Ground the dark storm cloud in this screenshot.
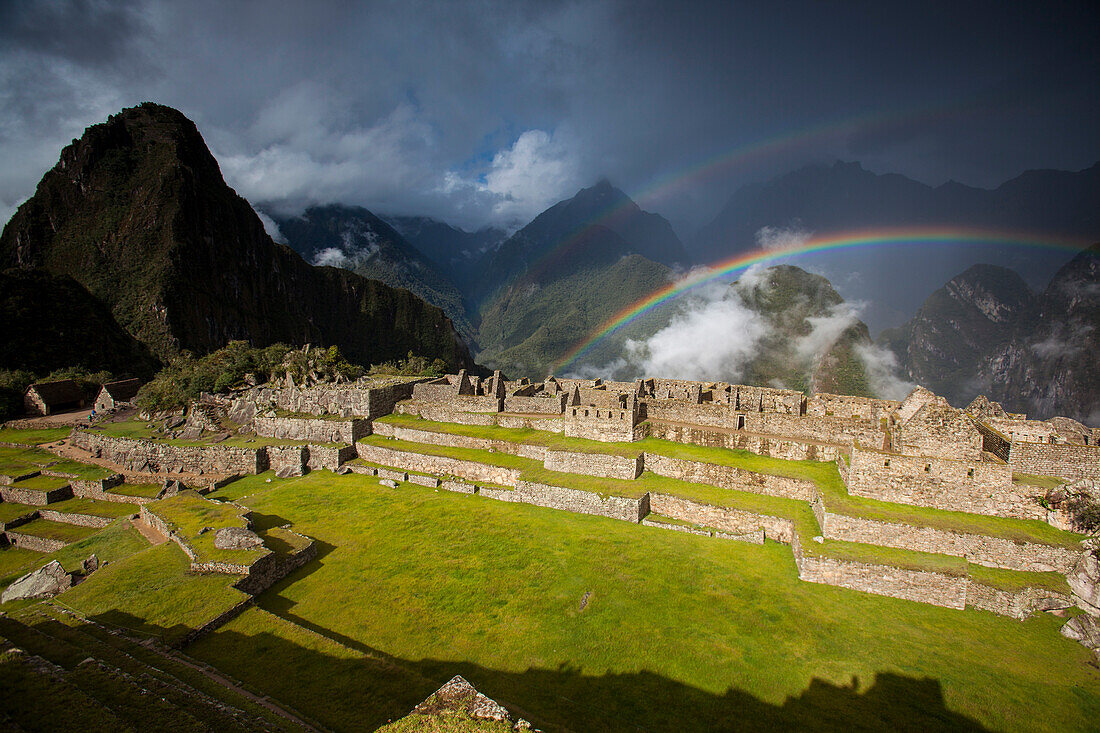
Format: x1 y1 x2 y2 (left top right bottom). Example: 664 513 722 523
1 0 1097 232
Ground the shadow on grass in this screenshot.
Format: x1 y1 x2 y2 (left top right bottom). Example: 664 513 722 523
42 608 989 733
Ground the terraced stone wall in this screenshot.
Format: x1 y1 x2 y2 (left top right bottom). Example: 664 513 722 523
307 445 358 472
791 534 969 609
370 423 547 460
644 453 815 501
975 421 1011 462
543 450 642 480
964 582 1073 620
1009 442 1100 481
355 443 521 486
38 509 113 528
267 445 308 476
73 431 266 476
818 510 1082 573
0 484 72 505
647 421 840 461
511 481 648 523
844 445 1032 520
648 493 794 543
253 416 368 444
4 531 66 553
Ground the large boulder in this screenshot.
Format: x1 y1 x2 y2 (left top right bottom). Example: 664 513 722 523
213 527 264 550
1068 553 1100 615
2 561 72 604
1061 614 1100 652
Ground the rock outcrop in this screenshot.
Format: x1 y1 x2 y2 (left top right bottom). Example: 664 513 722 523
1068 552 1100 615
1 561 72 604
213 527 264 550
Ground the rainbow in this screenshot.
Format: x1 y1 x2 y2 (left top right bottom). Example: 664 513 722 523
550 226 1090 374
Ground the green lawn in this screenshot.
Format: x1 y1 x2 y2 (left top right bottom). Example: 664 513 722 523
9 518 99 544
55 542 248 646
0 501 37 524
0 445 112 482
46 497 139 519
9 475 70 491
193 470 1099 732
0 427 71 445
148 491 270 567
0 519 149 592
376 413 642 457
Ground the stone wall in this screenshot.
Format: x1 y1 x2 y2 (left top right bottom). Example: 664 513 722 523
0 484 73 506
355 443 521 486
806 394 898 421
73 431 266 475
843 445 1033 520
4 530 67 553
644 453 815 501
370 423 547 460
975 421 1011 462
253 416 366 444
234 532 317 596
791 534 969 609
240 379 421 419
511 481 648 523
544 450 642 480
964 583 1074 620
819 511 1082 573
307 445 358 472
267 445 308 476
564 411 640 443
1009 442 1100 481
503 395 566 414
893 402 983 461
38 509 114 528
648 493 794 543
646 421 840 462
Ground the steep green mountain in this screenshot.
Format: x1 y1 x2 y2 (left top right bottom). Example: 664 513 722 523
732 266 872 396
0 103 478 372
0 268 159 377
273 205 477 347
473 180 691 377
477 251 674 378
882 246 1100 422
385 215 506 295
475 179 689 307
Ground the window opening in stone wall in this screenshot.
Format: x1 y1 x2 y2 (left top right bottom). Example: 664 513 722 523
884 459 890 467
737 415 745 430
967 468 974 478
924 464 931 472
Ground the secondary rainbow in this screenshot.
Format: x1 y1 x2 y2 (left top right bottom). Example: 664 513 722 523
550 226 1089 374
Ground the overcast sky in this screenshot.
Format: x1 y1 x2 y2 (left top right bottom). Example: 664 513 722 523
1 0 1097 233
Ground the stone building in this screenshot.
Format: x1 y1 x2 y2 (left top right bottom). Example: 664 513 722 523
23 380 85 416
94 378 142 411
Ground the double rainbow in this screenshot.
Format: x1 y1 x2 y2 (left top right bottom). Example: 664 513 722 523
550 226 1089 374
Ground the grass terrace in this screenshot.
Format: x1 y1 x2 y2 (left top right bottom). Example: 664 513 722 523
0 446 113 482
0 519 149 593
8 474 70 491
106 482 163 499
0 427 71 445
55 542 249 646
46 497 139 519
0 501 37 524
365 423 1085 550
192 470 1100 732
376 413 641 457
9 517 99 544
148 491 270 567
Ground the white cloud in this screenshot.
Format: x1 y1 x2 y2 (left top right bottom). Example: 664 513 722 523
621 283 767 381
856 342 917 400
754 223 812 252
795 302 862 364
254 210 287 243
311 247 347 267
440 127 584 229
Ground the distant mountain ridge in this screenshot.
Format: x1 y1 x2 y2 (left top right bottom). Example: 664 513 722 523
0 103 479 373
882 245 1100 423
691 160 1100 331
385 215 506 295
272 205 478 347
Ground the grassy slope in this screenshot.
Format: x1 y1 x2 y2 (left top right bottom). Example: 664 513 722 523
0 427 72 445
193 471 1100 732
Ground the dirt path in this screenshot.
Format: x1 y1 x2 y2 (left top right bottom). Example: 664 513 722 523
129 516 168 546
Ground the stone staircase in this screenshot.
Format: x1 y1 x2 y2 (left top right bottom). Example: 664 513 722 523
0 607 309 731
